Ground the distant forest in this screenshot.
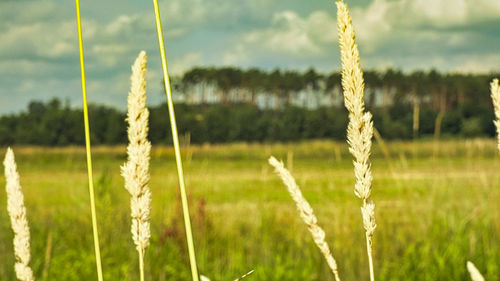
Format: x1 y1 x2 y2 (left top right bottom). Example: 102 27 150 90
0 67 498 145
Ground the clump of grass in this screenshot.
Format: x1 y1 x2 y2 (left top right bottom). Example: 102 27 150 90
336 1 376 280
269 156 341 281
4 148 35 281
490 78 500 152
467 261 485 281
121 51 152 281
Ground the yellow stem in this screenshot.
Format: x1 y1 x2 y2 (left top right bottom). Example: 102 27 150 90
75 1 103 280
151 1 199 281
139 249 145 281
365 233 375 281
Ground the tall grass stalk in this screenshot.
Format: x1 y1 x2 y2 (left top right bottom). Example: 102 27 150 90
467 261 485 281
41 231 53 281
74 1 103 279
152 1 199 280
233 269 255 281
4 148 34 281
200 270 254 281
121 51 152 281
269 156 342 281
336 1 376 280
490 78 500 152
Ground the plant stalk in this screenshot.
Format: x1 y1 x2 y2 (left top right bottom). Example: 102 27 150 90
151 1 200 280
139 249 145 281
365 233 375 281
74 1 103 280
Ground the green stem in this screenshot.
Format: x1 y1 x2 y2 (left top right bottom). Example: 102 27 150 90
365 233 375 281
139 249 145 281
75 1 103 280
151 1 199 281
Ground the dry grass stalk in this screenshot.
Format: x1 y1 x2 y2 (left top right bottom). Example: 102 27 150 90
269 156 341 281
233 269 254 281
41 231 53 281
200 269 254 281
490 78 500 152
4 148 35 281
121 50 152 281
336 1 376 280
467 261 485 281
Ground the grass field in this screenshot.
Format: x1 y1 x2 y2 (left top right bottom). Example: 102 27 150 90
0 139 499 281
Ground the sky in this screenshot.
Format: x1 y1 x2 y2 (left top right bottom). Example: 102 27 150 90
1 0 500 114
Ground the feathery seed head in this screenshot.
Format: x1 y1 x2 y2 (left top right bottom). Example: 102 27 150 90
337 0 365 116
361 201 376 237
467 261 485 281
4 148 35 281
336 1 376 279
337 0 374 202
121 51 152 254
490 78 500 152
269 156 341 281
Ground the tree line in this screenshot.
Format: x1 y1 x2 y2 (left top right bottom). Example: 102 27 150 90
0 67 497 146
177 67 499 111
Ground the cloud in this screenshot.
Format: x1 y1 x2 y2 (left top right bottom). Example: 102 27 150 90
0 0 168 113
170 52 203 75
350 0 500 45
247 10 336 55
223 45 249 65
224 10 337 65
452 53 500 73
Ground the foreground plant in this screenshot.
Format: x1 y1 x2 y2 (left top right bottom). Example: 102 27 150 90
336 1 376 280
490 78 500 152
4 148 35 281
269 157 341 281
121 51 152 281
74 0 103 278
151 1 200 280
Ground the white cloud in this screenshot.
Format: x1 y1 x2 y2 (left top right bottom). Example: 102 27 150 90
245 19 320 54
0 20 75 60
452 54 500 73
223 45 249 65
350 0 500 45
249 10 337 55
169 52 203 75
225 10 337 65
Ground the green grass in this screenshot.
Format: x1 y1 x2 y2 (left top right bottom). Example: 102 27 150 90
0 139 499 280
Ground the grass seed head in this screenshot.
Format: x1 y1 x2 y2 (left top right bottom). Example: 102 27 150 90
269 156 341 281
336 1 376 280
490 78 500 152
467 261 485 281
4 148 35 281
121 50 152 254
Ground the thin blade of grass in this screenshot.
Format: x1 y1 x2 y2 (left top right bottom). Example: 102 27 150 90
74 1 103 280
233 269 255 281
151 1 199 280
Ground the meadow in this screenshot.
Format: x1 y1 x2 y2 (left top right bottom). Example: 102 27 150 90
0 139 498 281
